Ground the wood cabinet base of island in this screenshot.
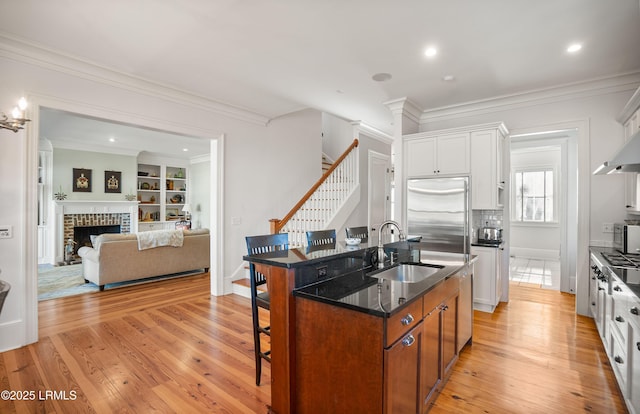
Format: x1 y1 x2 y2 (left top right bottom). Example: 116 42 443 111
295 273 469 414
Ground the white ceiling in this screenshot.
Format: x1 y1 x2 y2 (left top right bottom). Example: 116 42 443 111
2 0 640 157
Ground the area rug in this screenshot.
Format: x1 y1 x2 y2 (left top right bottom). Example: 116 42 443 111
38 264 97 301
38 264 206 301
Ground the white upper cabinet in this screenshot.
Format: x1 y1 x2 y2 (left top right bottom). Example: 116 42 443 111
405 132 470 177
471 127 507 210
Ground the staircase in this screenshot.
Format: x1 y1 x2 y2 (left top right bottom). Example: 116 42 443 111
233 139 361 298
270 139 360 246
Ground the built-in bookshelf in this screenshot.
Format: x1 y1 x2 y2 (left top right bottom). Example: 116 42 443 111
137 162 188 231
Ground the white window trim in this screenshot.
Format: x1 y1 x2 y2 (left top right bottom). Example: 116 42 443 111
511 165 559 225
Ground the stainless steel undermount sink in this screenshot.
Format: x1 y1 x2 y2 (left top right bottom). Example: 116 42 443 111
369 263 444 283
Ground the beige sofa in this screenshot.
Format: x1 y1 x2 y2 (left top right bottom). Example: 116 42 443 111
78 228 210 290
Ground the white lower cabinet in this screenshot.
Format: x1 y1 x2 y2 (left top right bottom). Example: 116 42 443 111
629 302 640 414
471 246 502 313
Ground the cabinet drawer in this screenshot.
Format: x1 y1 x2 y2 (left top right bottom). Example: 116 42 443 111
424 276 459 316
610 328 628 395
386 299 422 347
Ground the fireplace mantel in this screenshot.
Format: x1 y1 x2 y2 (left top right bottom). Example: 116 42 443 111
55 200 139 215
54 200 139 263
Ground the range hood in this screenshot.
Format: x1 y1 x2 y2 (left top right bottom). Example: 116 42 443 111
593 130 640 175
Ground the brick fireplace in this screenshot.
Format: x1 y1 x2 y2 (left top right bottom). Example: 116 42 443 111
54 201 139 264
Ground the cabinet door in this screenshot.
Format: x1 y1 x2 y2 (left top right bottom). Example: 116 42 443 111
437 133 470 175
457 268 473 352
470 130 496 209
624 111 639 212
630 316 640 414
384 321 423 414
406 138 437 177
421 307 441 412
471 247 497 312
442 293 459 377
496 248 503 301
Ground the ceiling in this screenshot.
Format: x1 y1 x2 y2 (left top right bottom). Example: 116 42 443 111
2 0 640 157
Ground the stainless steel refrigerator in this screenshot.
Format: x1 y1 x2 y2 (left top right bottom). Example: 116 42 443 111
406 176 470 257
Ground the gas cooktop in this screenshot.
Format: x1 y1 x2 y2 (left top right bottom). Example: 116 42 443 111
601 251 640 268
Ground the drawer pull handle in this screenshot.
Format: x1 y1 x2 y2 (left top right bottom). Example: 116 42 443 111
401 314 414 326
614 356 624 364
402 335 415 347
615 316 624 323
637 342 640 352
630 307 639 316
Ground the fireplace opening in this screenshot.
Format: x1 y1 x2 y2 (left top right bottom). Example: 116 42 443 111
73 225 121 256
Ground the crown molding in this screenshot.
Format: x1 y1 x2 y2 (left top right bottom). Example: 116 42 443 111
404 121 509 140
618 84 640 124
418 72 640 124
350 120 393 144
0 33 271 126
383 97 422 124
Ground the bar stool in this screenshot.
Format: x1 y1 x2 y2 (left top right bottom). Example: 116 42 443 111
345 226 369 242
306 229 336 246
245 233 289 385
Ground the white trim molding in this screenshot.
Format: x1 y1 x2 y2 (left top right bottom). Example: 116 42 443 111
0 33 271 127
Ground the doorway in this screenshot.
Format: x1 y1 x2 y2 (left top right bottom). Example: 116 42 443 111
368 150 391 246
509 129 578 293
36 107 214 300
24 97 224 343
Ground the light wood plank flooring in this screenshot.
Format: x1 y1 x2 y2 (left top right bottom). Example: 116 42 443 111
0 274 627 413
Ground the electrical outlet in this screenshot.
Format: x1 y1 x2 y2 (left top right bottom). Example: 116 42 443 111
602 223 614 233
317 265 328 278
0 225 12 239
231 217 242 225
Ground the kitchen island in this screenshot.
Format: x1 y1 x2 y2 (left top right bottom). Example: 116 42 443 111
243 240 474 414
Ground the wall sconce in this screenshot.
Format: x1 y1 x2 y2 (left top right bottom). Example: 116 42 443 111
1 97 30 132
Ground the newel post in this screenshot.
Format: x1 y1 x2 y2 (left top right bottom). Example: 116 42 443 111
269 219 280 234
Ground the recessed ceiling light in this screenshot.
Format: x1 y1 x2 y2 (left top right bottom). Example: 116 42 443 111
424 47 437 57
372 73 392 82
109 137 116 143
442 75 455 82
567 43 582 53
182 148 189 152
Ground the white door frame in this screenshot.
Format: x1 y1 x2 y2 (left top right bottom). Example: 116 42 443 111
23 94 225 344
368 150 391 246
509 119 589 315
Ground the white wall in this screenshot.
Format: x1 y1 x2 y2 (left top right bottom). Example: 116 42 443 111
0 52 321 351
52 149 137 200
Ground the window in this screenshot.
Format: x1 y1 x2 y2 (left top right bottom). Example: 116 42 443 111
513 169 554 222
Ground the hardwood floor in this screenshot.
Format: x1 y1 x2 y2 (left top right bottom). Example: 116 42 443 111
0 276 627 413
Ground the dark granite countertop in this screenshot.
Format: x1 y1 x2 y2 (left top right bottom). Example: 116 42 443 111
472 240 505 249
293 259 464 317
244 239 474 316
243 240 378 268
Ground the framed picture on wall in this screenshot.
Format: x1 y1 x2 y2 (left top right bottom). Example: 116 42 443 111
104 170 122 193
73 168 92 192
